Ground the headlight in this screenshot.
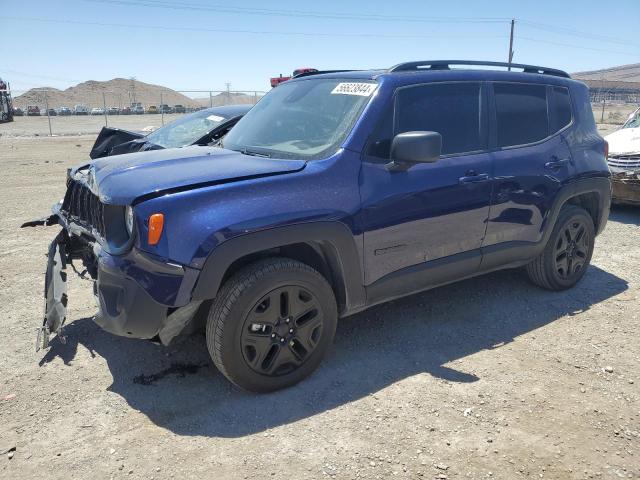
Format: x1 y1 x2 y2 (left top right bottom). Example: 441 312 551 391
125 206 134 235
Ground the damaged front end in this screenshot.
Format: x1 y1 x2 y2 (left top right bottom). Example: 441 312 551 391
611 169 640 206
608 153 640 206
23 169 203 351
23 203 101 351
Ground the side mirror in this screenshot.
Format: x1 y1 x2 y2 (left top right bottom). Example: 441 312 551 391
389 131 441 169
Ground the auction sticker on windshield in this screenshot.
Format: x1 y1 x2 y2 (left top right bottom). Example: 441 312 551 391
206 115 225 123
331 83 377 96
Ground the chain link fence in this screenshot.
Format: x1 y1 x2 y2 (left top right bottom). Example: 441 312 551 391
6 88 266 136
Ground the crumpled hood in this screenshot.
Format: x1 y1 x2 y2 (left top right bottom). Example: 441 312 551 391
605 127 640 155
76 146 306 205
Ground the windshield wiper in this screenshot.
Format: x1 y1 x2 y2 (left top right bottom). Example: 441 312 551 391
240 148 271 158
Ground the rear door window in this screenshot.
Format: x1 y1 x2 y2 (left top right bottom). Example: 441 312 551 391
395 82 485 156
494 83 549 148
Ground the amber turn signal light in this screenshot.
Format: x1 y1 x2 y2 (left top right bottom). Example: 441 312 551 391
148 213 164 245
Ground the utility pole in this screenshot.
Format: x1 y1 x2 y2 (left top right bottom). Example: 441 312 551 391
44 90 52 136
600 73 606 123
507 18 515 70
103 92 108 127
161 92 164 126
225 82 231 105
129 76 136 105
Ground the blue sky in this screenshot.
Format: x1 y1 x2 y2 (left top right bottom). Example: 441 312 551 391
1 0 638 94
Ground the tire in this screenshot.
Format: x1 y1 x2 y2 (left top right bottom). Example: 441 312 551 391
526 204 595 291
206 257 338 393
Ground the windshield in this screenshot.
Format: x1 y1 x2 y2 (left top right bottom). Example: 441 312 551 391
622 109 640 129
145 109 229 148
223 79 376 159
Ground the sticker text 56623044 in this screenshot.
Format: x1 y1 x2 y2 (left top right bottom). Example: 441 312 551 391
330 83 377 96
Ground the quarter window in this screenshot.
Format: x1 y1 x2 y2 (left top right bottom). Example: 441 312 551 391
549 86 572 133
494 83 549 147
395 83 484 156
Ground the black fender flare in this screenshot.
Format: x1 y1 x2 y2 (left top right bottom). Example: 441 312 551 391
479 175 611 272
191 222 366 314
544 176 611 242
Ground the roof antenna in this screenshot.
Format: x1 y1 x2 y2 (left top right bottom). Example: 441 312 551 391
508 19 515 71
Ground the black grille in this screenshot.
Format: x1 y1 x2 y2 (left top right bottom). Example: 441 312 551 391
61 178 106 238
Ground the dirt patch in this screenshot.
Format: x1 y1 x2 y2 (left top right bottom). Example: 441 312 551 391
0 135 638 480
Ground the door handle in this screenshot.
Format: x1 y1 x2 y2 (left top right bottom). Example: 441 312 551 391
459 173 490 184
545 157 571 171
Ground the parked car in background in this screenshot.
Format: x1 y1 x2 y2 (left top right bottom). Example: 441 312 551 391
121 106 132 115
91 107 105 115
27 105 40 116
159 104 173 114
13 107 24 116
90 104 251 158
147 105 158 114
45 108 57 116
57 107 72 116
606 107 640 205
107 107 120 115
74 104 89 115
25 61 611 393
132 105 144 115
174 104 186 113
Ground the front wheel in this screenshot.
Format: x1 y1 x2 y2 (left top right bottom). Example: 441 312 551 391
206 258 337 393
526 204 595 291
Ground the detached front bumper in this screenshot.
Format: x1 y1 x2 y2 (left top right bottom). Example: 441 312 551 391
25 212 203 349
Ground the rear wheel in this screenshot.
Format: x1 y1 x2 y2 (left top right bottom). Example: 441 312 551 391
526 204 595 291
206 258 337 392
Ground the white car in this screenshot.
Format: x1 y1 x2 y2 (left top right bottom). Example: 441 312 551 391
605 107 640 205
74 104 89 115
606 107 640 172
91 107 105 115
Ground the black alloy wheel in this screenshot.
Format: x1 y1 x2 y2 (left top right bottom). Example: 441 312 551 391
240 285 324 376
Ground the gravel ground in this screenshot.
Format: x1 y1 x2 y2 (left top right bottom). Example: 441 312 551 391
0 134 638 480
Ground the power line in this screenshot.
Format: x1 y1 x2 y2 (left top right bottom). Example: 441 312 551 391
88 0 639 50
1 68 85 84
86 0 511 24
518 36 638 57
519 20 639 48
3 16 508 39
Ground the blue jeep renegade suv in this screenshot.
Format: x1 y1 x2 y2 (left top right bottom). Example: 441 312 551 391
27 61 611 392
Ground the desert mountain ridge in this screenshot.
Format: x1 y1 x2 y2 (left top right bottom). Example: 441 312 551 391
14 78 261 109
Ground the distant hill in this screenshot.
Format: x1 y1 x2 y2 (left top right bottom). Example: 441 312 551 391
573 63 640 83
14 78 200 110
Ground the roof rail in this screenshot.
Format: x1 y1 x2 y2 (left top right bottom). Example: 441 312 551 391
388 60 570 78
292 69 360 79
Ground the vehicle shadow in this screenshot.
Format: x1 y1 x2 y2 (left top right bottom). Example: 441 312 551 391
609 204 640 226
40 265 627 438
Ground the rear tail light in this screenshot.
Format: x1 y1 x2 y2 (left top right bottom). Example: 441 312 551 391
604 140 609 160
148 213 164 245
